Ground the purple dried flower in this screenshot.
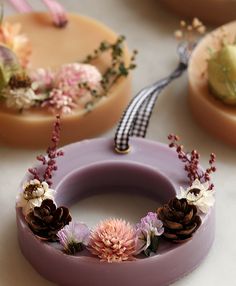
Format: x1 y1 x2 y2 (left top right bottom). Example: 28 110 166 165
136 212 164 256
57 222 90 255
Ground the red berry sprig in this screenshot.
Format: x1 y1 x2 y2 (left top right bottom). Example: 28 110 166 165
168 134 216 190
28 115 64 186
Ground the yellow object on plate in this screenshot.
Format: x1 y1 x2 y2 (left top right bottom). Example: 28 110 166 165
189 21 236 146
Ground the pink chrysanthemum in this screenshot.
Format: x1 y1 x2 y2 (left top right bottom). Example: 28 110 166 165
89 218 137 263
55 63 102 98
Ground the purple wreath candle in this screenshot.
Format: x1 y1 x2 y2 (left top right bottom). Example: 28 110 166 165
16 138 215 286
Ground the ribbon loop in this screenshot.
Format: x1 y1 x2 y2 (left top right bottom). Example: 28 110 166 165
8 0 68 28
8 0 32 13
114 62 187 153
42 0 68 28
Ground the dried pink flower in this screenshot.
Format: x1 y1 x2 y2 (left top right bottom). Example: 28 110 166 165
36 63 102 114
41 88 77 114
89 218 137 263
55 63 102 98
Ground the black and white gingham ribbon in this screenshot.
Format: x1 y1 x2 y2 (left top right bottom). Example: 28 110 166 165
114 62 187 152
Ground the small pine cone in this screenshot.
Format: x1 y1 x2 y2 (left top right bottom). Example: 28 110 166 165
157 198 201 243
25 199 72 241
9 73 32 89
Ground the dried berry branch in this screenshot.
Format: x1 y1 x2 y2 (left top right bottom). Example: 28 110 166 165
168 134 216 190
28 115 64 186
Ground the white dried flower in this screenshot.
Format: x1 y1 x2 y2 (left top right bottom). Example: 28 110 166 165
197 25 206 34
187 25 193 31
180 20 186 27
4 87 37 110
174 30 183 40
177 179 215 214
192 18 202 28
16 179 55 215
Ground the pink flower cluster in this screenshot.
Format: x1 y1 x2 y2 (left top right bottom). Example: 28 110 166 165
31 63 102 114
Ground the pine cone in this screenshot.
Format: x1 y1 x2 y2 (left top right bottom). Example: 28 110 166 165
9 73 32 89
25 199 72 241
157 198 201 243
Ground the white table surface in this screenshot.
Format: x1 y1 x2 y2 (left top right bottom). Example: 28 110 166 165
0 0 235 285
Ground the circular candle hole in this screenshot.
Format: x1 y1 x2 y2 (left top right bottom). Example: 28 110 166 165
70 193 160 227
55 161 176 224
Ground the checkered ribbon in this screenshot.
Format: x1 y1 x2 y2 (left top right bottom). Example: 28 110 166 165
114 62 187 152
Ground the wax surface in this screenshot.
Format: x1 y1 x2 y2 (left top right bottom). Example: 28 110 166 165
189 21 236 147
16 138 215 286
0 13 132 148
161 0 236 25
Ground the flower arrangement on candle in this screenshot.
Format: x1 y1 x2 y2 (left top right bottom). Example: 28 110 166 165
0 16 137 115
16 120 216 262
